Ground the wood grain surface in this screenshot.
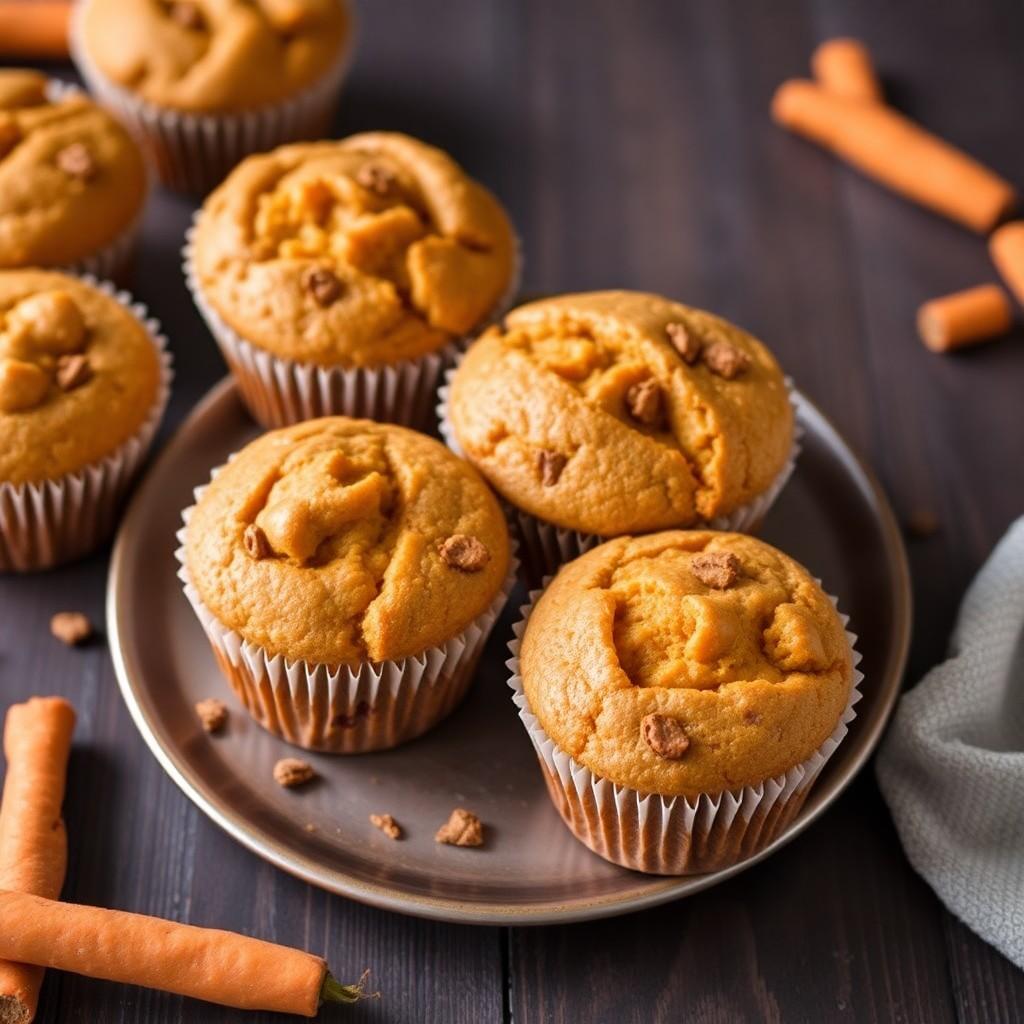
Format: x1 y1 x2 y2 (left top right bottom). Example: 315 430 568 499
2 0 1023 1020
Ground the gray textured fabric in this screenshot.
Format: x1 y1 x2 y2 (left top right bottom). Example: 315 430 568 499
877 516 1024 969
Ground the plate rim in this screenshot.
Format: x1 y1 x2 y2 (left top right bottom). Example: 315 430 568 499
106 377 912 926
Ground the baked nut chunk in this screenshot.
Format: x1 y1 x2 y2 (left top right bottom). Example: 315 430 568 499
0 70 146 269
448 291 794 536
192 133 516 369
519 531 853 799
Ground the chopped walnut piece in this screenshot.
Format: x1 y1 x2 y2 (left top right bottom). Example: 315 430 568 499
641 713 690 759
170 1 204 30
195 698 228 734
56 142 96 181
370 813 403 840
243 523 271 560
355 164 397 197
536 449 567 486
702 340 751 379
666 321 702 364
50 611 92 646
435 808 484 847
438 534 489 572
624 378 665 427
55 354 91 391
273 758 316 788
691 551 741 589
303 266 343 307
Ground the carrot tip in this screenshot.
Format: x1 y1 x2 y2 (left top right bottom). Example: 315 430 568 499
321 968 378 1006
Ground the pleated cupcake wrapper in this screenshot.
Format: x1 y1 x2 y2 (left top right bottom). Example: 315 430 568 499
438 367 803 582
506 583 863 875
183 221 522 430
175 476 519 753
0 276 173 572
69 2 356 195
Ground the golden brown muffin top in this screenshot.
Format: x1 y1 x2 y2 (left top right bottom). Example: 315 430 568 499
185 418 511 666
0 271 162 485
192 133 517 368
0 71 147 268
519 532 853 798
78 0 351 113
449 291 794 536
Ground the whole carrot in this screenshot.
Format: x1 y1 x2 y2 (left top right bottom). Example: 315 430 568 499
0 890 366 1016
0 697 75 1024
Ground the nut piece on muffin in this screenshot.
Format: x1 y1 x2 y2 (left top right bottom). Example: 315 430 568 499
0 70 146 271
448 291 794 539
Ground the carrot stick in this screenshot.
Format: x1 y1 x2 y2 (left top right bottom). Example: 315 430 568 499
989 221 1024 308
811 38 883 103
0 890 367 1016
771 79 1017 233
0 697 75 1024
916 284 1012 352
0 2 71 60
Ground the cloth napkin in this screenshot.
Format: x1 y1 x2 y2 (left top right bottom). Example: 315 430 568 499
877 515 1024 970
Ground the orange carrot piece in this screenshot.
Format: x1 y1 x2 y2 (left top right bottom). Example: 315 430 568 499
771 79 1017 233
0 697 75 1024
0 2 71 60
989 221 1024 308
916 284 1012 352
812 38 883 103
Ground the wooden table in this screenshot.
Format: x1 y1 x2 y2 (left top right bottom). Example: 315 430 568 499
3 1 1024 1020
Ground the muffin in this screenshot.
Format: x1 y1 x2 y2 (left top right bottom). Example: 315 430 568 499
186 132 518 428
0 70 147 279
442 291 797 581
509 531 860 874
179 417 515 752
0 270 171 571
71 0 355 193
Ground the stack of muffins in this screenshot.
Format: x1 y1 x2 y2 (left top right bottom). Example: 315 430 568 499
1 0 862 877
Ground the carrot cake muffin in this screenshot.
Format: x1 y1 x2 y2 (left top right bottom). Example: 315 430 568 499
181 417 513 751
514 531 856 873
0 70 146 274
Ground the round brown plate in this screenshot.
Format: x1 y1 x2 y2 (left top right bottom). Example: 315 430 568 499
107 379 911 925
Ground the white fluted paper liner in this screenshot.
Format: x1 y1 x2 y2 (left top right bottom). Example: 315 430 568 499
183 220 521 430
0 276 173 572
175 482 519 752
506 582 863 875
438 366 803 581
69 1 356 195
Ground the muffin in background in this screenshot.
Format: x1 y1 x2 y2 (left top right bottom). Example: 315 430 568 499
179 417 515 752
71 0 355 193
0 270 171 571
186 132 519 428
509 530 859 874
0 70 147 279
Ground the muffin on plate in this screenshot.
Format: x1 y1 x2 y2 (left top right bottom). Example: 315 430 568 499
441 290 797 581
0 270 171 571
186 132 519 428
179 417 515 752
509 530 860 874
71 0 355 193
0 70 147 279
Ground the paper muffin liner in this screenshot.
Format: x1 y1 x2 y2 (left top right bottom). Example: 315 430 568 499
175 476 519 752
183 220 522 430
69 1 356 195
507 581 863 875
0 276 173 572
438 367 803 582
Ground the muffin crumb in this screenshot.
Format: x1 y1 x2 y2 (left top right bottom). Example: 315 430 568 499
703 340 750 379
195 698 228 734
243 523 271 560
303 267 343 307
641 714 691 759
438 534 489 572
435 808 484 847
273 758 316 788
50 611 92 646
536 449 567 487
56 142 96 181
624 378 665 427
56 354 92 391
667 321 701 364
691 551 740 589
904 508 939 539
370 813 403 840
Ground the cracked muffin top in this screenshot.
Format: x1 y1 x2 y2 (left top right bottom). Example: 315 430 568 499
519 531 853 798
448 291 793 535
78 0 351 113
184 417 511 665
0 71 147 268
0 271 162 485
192 133 517 368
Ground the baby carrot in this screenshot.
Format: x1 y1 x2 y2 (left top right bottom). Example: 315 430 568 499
0 2 71 60
0 890 366 1017
811 38 883 103
0 697 76 1024
916 284 1012 352
989 221 1024 308
771 79 1017 233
